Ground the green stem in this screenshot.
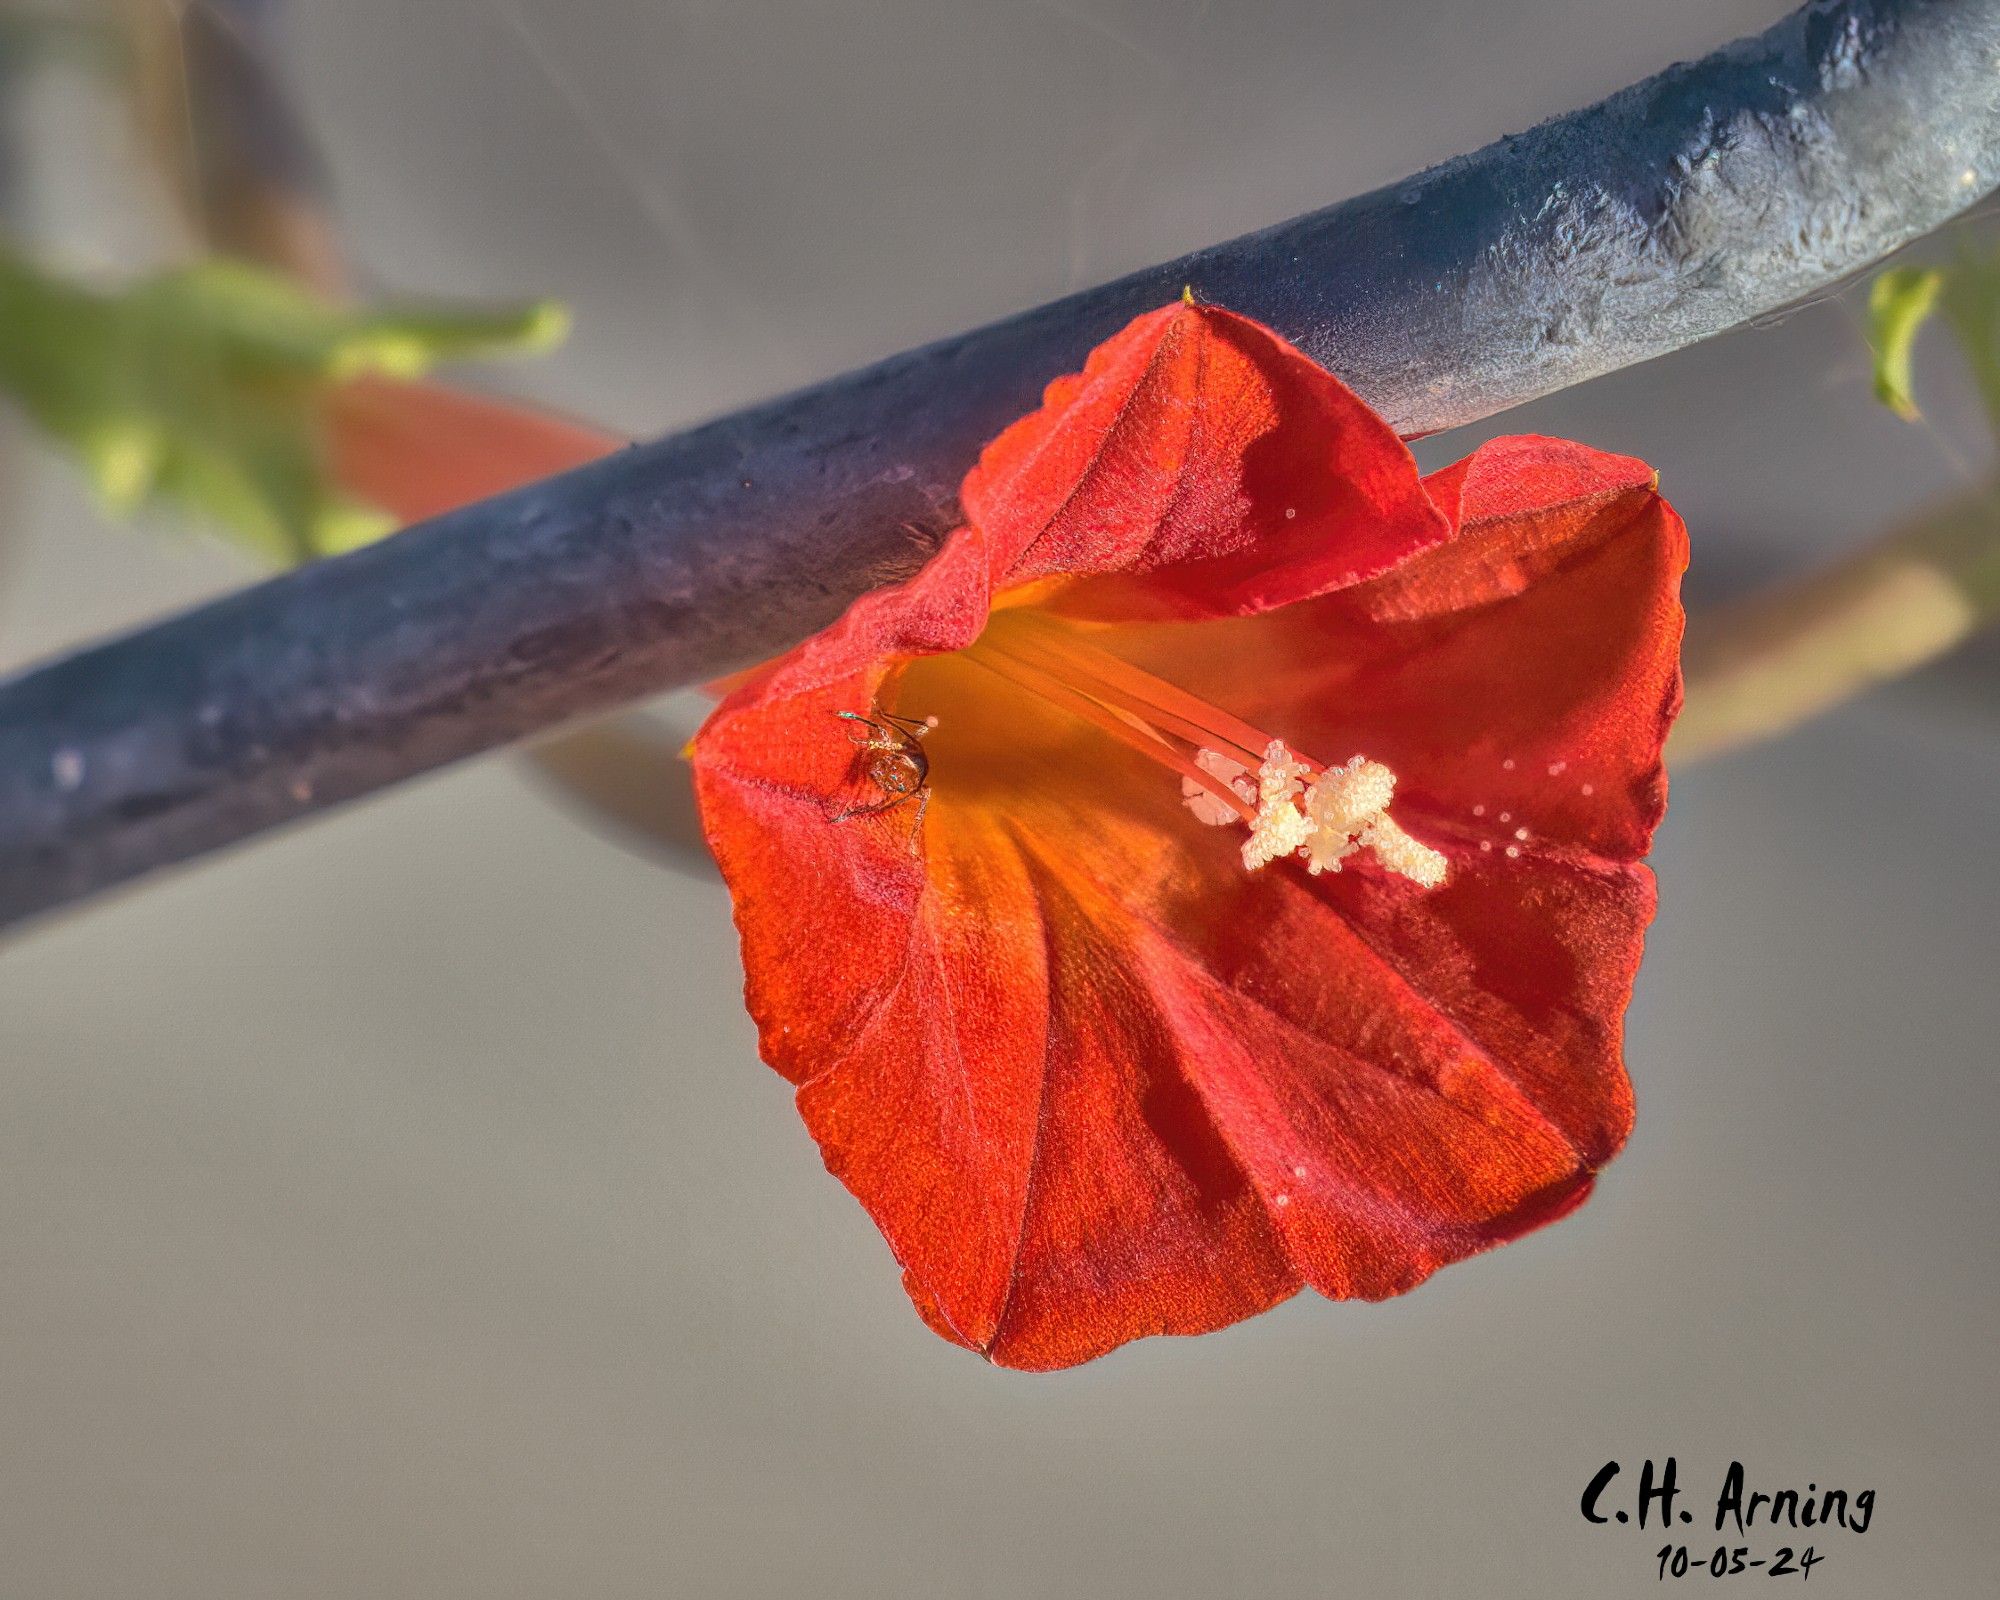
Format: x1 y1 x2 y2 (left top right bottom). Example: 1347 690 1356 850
1671 484 2000 762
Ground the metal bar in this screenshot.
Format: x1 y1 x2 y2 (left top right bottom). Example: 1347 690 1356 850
3 0 1998 928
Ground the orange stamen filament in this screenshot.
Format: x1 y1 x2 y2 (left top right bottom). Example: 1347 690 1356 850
984 641 1265 774
962 648 1256 823
999 613 1291 772
949 613 1447 888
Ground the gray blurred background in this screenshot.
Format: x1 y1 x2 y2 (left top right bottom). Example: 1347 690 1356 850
1 1 1996 1595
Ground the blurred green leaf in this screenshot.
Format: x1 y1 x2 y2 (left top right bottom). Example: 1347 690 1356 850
0 242 567 562
1934 255 2000 441
1866 266 1944 421
1867 244 2000 443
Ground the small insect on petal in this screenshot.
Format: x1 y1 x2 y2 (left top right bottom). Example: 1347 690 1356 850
828 709 937 850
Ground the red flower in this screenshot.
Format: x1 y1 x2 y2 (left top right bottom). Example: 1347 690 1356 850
326 375 622 526
691 301 1686 1370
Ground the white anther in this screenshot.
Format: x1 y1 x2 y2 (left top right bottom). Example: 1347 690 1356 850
1242 741 1313 870
1182 738 1446 890
1305 755 1395 835
1181 748 1255 827
1361 815 1448 888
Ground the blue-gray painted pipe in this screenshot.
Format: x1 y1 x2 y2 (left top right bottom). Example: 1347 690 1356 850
2 0 1996 927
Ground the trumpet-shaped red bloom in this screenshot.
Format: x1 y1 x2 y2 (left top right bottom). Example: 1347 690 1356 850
691 302 1686 1369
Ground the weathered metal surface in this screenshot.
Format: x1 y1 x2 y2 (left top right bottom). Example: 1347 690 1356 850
3 0 1997 926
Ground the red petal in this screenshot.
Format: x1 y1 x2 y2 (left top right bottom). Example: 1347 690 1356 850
326 377 622 527
695 673 1301 1367
704 303 1449 713
1114 435 1687 862
693 641 1657 1365
1021 813 1624 1317
1108 434 1686 1182
963 302 1447 618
